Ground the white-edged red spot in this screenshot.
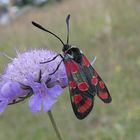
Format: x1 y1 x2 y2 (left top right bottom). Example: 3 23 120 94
99 92 108 99
91 76 98 85
69 80 77 88
77 98 92 113
82 55 90 67
78 82 89 91
72 94 83 104
99 81 105 89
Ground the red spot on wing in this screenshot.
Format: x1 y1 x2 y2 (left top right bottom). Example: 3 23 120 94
64 60 79 74
73 94 82 104
69 80 77 88
77 106 85 113
82 55 90 67
99 92 108 99
71 63 79 73
99 81 105 89
77 98 92 113
91 76 98 85
78 82 89 91
64 61 71 74
82 98 92 110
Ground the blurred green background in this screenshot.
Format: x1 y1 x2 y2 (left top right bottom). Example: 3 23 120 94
0 0 140 140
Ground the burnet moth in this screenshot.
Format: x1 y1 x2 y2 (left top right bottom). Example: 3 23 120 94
32 14 112 119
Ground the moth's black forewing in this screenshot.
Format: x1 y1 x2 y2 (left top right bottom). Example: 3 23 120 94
64 54 112 119
64 59 95 119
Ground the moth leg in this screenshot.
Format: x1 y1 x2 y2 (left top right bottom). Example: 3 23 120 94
40 54 63 64
49 58 64 75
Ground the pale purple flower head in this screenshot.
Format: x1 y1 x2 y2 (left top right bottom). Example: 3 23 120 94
0 49 68 113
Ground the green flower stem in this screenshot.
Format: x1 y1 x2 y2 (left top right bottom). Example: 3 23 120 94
48 110 63 140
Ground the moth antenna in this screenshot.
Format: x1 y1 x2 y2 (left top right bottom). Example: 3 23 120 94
66 14 70 44
32 21 65 46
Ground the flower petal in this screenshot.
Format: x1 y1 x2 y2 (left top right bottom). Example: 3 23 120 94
0 81 25 100
43 96 57 112
28 94 42 112
47 85 63 98
0 99 8 113
42 85 63 112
